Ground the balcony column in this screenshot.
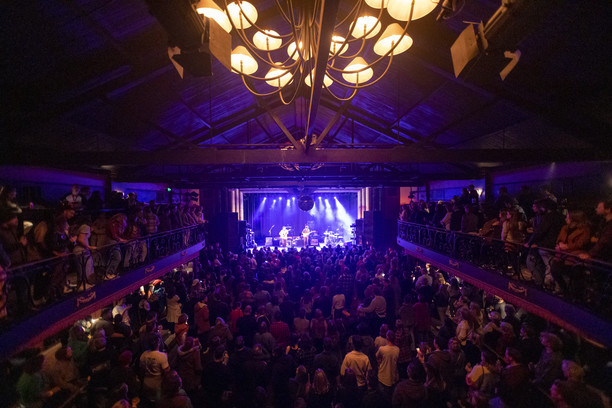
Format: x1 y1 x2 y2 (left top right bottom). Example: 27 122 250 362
484 169 494 204
239 191 244 221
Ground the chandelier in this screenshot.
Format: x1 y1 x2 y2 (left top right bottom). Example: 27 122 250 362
195 0 439 105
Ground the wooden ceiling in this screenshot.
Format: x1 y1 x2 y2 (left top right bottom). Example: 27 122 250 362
2 0 611 187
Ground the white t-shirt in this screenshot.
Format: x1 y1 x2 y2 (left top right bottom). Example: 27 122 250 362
332 293 346 310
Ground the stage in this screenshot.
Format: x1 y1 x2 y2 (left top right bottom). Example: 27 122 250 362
243 191 359 247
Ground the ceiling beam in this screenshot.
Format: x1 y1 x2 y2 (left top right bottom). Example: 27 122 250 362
323 115 350 146
99 96 198 149
415 98 500 147
313 100 352 148
319 98 415 145
7 147 611 167
245 79 303 150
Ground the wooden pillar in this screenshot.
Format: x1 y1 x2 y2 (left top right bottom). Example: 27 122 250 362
484 170 494 204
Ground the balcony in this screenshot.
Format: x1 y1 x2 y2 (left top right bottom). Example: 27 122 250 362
397 221 612 347
0 224 206 359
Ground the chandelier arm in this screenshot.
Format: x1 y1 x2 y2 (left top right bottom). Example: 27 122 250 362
279 80 301 105
336 2 384 40
236 60 301 83
334 0 364 28
329 38 366 62
273 0 293 25
327 52 394 90
308 0 320 27
262 51 300 69
323 85 359 102
225 11 301 70
240 75 285 97
330 5 385 62
286 0 310 63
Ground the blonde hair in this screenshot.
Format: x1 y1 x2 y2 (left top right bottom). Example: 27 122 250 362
312 369 330 395
562 360 584 382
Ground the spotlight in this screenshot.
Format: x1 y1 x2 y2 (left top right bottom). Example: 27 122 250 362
279 196 283 200
334 196 337 199
318 197 322 200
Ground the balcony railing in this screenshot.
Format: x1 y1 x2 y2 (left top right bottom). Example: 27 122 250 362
398 221 612 322
1 224 206 329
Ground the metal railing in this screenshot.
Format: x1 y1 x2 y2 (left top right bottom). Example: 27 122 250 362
398 221 612 320
0 224 206 325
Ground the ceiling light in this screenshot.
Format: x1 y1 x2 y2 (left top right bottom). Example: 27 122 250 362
226 1 257 29
305 69 333 87
195 0 232 33
349 16 382 39
231 46 258 74
374 24 413 56
253 29 282 50
189 0 428 104
342 57 374 84
365 0 390 8
265 66 293 87
387 0 438 21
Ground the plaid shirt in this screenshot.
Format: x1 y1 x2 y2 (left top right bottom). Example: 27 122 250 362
395 328 412 363
338 272 355 300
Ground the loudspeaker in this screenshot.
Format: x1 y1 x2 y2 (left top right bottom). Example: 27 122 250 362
265 237 273 246
172 48 212 77
363 211 385 248
310 238 318 246
238 221 247 238
211 212 239 252
146 0 212 77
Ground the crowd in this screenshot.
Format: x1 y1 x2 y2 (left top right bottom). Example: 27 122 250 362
399 184 612 297
5 242 610 408
0 184 207 312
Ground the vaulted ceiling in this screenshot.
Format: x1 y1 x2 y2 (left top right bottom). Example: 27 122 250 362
2 0 611 187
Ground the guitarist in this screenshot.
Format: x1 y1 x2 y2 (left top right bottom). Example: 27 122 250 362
302 224 310 247
279 226 289 247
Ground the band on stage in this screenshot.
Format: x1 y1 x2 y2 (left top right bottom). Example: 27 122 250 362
259 224 349 248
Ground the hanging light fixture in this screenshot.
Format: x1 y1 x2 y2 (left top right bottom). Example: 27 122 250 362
194 0 439 104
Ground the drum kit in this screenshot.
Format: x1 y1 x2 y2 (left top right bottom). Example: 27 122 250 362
324 230 343 246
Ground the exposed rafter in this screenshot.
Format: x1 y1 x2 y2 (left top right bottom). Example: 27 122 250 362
6 147 612 167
